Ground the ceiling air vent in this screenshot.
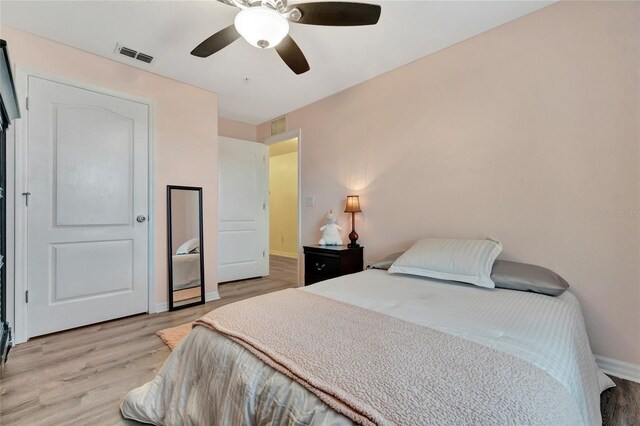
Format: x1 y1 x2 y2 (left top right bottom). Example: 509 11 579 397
118 46 137 58
271 116 287 136
136 53 154 64
115 44 154 64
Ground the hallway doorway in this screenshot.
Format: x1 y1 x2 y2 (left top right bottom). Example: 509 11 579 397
266 132 300 285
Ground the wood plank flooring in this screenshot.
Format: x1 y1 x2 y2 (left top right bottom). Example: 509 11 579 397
0 257 299 426
267 255 298 285
601 375 640 426
1 255 638 425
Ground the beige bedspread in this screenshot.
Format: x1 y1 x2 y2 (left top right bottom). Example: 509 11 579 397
194 288 582 426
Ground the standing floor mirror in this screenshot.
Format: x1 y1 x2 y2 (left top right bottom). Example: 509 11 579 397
167 186 205 310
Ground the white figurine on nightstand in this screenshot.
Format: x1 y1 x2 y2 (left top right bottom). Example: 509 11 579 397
319 210 343 246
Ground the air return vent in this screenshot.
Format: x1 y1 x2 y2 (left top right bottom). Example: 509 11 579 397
115 44 154 64
136 53 154 64
271 116 287 136
118 46 137 58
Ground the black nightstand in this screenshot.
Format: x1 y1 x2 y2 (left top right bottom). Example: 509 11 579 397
303 245 364 286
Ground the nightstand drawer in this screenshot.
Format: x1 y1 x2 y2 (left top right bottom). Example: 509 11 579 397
305 253 340 278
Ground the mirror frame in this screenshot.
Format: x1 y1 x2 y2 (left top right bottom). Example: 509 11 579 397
167 185 205 311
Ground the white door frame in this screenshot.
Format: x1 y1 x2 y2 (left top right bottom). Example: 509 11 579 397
263 129 303 286
12 67 156 344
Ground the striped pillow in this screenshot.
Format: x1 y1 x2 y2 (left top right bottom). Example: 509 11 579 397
388 238 502 288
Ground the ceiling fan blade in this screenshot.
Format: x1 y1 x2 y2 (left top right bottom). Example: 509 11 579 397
293 2 381 26
275 35 310 75
191 25 241 58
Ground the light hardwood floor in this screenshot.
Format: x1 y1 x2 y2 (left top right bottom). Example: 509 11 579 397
0 257 299 426
601 376 640 426
1 256 638 425
267 255 298 285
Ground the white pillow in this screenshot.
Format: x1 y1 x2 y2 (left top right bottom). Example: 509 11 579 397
176 238 199 255
388 238 502 288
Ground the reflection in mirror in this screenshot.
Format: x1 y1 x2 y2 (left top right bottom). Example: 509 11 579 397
167 186 204 311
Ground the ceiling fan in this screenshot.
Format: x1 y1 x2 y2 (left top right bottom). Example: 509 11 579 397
191 0 382 75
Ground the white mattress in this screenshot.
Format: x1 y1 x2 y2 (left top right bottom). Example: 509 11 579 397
122 269 613 425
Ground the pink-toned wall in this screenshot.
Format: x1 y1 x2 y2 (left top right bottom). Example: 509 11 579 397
258 1 640 364
2 27 219 308
219 116 257 141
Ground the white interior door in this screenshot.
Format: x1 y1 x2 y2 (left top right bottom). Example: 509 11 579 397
218 137 268 282
26 76 149 337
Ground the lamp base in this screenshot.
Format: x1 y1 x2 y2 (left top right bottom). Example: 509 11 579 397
348 229 359 249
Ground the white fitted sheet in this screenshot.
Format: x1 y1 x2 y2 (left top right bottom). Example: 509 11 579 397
305 270 613 425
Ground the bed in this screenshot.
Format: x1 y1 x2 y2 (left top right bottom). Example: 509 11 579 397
121 269 613 425
171 253 201 291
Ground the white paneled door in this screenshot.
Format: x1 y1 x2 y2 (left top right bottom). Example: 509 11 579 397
26 76 149 337
218 137 268 283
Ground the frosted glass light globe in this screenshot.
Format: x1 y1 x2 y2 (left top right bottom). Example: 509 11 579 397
234 8 290 49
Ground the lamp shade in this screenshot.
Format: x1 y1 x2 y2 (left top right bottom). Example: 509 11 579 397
344 195 362 213
234 8 290 49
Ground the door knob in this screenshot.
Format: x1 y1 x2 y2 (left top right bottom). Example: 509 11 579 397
136 215 147 223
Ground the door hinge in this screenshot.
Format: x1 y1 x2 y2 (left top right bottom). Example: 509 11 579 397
262 202 266 210
22 192 31 206
25 96 29 110
262 251 265 257
25 290 29 303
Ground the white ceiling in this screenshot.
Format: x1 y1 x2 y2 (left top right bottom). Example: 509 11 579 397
0 1 551 124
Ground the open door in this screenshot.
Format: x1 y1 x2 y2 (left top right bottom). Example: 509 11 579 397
218 137 269 283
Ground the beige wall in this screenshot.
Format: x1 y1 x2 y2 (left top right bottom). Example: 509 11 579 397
2 26 219 308
269 151 298 258
219 116 257 141
258 2 640 364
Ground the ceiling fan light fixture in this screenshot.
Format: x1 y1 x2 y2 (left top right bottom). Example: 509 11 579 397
234 7 290 49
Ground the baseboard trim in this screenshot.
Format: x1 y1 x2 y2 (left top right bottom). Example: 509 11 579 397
206 290 221 302
596 355 640 383
154 290 220 313
270 250 298 259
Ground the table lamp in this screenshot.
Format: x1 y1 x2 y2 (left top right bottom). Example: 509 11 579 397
344 195 362 248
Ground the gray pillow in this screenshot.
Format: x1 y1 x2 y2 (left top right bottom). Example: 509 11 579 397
370 251 405 270
491 260 569 296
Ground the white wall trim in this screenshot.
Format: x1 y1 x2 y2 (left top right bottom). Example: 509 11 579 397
263 128 303 286
270 250 298 259
155 290 220 313
13 67 28 344
146 93 157 314
12 66 156 343
5 124 16 340
596 355 640 383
